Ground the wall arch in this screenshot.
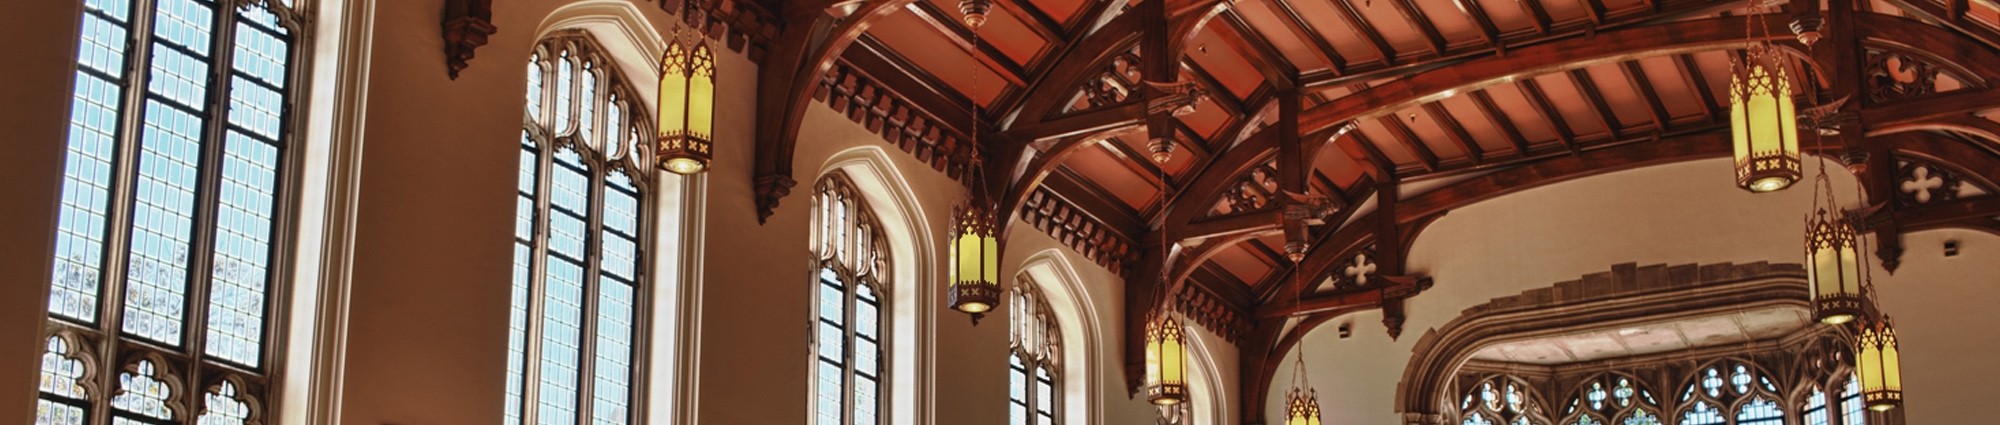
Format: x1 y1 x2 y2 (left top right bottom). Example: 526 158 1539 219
817 145 939 424
1019 248 1107 425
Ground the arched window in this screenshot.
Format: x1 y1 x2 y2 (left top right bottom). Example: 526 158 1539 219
1008 281 1061 425
39 0 310 423
1802 386 1829 425
811 173 890 425
1457 375 1549 425
1675 361 1784 425
1561 373 1659 425
1839 375 1865 425
505 33 657 425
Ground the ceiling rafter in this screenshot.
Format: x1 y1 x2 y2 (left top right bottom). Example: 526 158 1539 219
1457 0 1503 48
1265 0 1348 73
1424 102 1485 163
1518 78 1580 153
1620 61 1673 131
1214 9 1299 90
1332 0 1398 64
1390 0 1451 56
1520 0 1555 33
905 0 1031 86
1673 53 1722 118
1470 89 1532 155
1567 68 1626 140
991 0 1066 40
1379 115 1442 171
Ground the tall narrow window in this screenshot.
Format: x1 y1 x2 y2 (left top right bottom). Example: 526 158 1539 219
39 0 310 423
1839 375 1866 425
811 174 890 425
506 33 657 425
1803 387 1829 425
1008 281 1061 425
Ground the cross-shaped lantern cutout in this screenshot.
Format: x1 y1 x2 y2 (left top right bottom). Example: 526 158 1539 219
1901 165 1946 204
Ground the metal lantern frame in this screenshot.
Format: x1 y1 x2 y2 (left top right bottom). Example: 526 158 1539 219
1854 314 1903 411
947 202 1000 319
1805 207 1867 324
1145 310 1189 405
1729 5 1803 193
656 25 715 175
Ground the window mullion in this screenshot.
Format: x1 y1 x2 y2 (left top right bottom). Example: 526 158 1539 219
180 3 249 414
845 275 861 425
574 158 607 425
90 0 163 420
519 137 558 424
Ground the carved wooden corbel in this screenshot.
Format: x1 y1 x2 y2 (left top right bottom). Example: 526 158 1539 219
754 174 796 224
442 0 496 80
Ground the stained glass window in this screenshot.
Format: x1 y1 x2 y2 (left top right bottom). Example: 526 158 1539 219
40 1 309 423
1009 282 1062 425
503 32 657 425
1561 374 1657 425
1459 375 1547 425
812 173 890 425
1679 401 1723 425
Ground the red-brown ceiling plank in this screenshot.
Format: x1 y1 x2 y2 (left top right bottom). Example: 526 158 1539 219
1180 59 1248 117
1343 131 1400 176
994 0 1067 40
1390 0 1451 56
1424 102 1485 163
850 38 978 124
1519 78 1579 153
906 0 1031 86
1582 0 1609 25
1266 0 1349 74
1672 54 1721 119
1458 0 1503 48
1519 0 1555 33
1099 139 1177 189
1045 168 1147 235
1566 69 1625 141
1620 61 1672 132
1379 115 1442 171
1470 89 1532 155
1332 0 1400 64
1214 9 1300 90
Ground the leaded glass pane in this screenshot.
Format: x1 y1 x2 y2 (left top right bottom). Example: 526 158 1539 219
39 338 88 399
1619 411 1657 425
1463 413 1495 425
37 400 87 425
591 281 634 425
197 382 250 425
1734 397 1782 425
1841 377 1865 425
1804 388 1828 425
111 361 174 420
1679 401 1722 425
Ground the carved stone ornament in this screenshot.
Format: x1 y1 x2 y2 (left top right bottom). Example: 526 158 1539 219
1865 51 1940 103
1339 248 1380 288
1897 160 1962 205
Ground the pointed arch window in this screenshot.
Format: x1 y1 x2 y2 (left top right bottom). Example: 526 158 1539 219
505 32 658 425
1561 373 1658 425
1008 281 1062 425
1839 375 1866 425
811 173 890 425
38 0 311 423
1674 362 1785 425
1458 375 1548 425
1803 386 1829 425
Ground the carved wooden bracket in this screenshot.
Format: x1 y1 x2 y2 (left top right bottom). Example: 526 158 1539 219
754 174 796 224
442 0 496 80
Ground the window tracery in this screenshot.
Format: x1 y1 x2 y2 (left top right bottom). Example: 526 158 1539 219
812 173 890 425
1561 373 1659 425
40 0 309 423
1457 375 1549 425
505 32 657 425
1009 281 1062 425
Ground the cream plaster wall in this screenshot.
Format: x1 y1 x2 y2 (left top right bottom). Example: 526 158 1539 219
1267 157 2000 424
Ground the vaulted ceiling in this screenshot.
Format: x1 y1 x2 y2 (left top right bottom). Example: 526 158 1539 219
728 0 2000 420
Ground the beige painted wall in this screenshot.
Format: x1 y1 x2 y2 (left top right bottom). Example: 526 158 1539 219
1267 158 2000 424
0 0 82 421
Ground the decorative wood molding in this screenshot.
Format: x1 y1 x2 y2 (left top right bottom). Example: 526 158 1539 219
1170 280 1252 343
753 174 794 224
657 0 782 63
1016 185 1139 276
441 0 496 79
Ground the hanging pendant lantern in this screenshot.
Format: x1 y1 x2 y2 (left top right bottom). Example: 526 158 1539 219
947 201 1000 319
657 27 715 175
1145 311 1189 405
1805 207 1866 324
1854 314 1903 411
1729 43 1802 192
1285 387 1322 425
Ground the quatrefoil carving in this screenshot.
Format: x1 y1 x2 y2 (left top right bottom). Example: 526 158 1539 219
1341 251 1377 287
1898 161 1960 205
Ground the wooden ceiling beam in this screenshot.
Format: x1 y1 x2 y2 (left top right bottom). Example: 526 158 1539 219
1214 10 1298 91
1044 168 1147 236
1620 61 1672 132
1332 0 1398 64
1390 0 1451 56
1521 0 1555 33
1265 0 1348 74
1567 69 1625 141
1343 132 1400 177
1457 0 1503 48
998 100 1145 143
1518 78 1579 153
1182 59 1247 117
1424 102 1485 163
754 0 917 222
906 0 1030 86
1098 138 1177 190
992 0 1066 40
1582 0 1609 25
1862 86 2000 128
1470 90 1531 155
1378 115 1441 171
